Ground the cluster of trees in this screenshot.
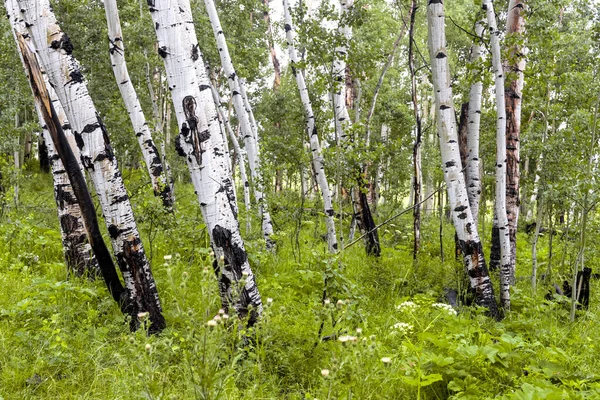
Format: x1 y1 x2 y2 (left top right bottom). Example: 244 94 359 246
0 0 599 332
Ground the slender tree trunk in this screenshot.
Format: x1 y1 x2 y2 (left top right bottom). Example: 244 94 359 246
149 0 262 323
283 0 338 253
204 0 274 250
466 20 485 224
409 0 421 260
484 0 512 309
427 0 499 318
103 0 173 209
374 123 389 208
19 0 165 333
209 78 252 229
531 196 543 292
263 0 281 91
505 0 527 277
6 2 98 276
16 30 132 322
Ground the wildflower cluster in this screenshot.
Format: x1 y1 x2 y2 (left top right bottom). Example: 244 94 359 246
396 301 418 312
392 322 414 334
432 302 458 316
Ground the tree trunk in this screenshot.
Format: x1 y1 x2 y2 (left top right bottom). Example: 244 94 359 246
38 134 50 172
466 20 485 225
263 0 281 91
408 0 421 260
283 0 338 253
148 0 262 324
204 0 274 250
7 1 98 277
103 0 173 209
484 0 512 309
427 0 499 318
19 0 165 333
505 0 527 278
15 29 132 322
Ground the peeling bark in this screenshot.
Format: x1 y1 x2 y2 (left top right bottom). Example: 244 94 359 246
6 0 98 277
283 0 338 253
427 0 499 318
19 0 165 333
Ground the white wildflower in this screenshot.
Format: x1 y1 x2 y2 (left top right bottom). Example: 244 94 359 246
163 254 172 260
338 335 350 344
393 322 414 334
145 343 151 352
381 357 392 364
397 301 418 312
206 320 217 327
267 298 274 305
321 369 330 377
432 303 458 316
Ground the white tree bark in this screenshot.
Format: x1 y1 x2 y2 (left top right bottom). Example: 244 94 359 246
427 0 499 318
148 0 262 323
18 0 165 332
332 0 352 144
465 20 485 224
283 0 338 253
103 0 173 208
484 0 512 309
203 0 274 250
6 0 98 276
209 79 252 224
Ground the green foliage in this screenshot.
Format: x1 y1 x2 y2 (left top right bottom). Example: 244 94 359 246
0 172 599 398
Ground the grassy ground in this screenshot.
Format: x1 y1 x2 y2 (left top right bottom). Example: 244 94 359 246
0 168 599 399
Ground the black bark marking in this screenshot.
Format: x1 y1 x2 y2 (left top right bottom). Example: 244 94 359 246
49 33 74 55
445 161 456 168
69 70 84 83
157 46 168 58
435 52 446 59
191 44 199 61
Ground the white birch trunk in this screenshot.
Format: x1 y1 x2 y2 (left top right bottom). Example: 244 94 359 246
283 0 338 253
427 0 499 318
332 0 352 144
484 0 512 308
103 0 173 208
203 0 274 250
148 0 262 322
6 0 98 276
465 20 485 224
505 0 527 275
19 0 165 332
209 80 252 221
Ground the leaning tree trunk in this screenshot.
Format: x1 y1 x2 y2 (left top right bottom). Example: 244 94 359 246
6 0 98 276
484 0 512 309
283 0 338 253
263 0 281 90
16 30 131 321
18 0 165 333
427 0 499 318
103 0 173 209
203 0 274 251
148 0 262 324
505 0 527 276
466 19 485 225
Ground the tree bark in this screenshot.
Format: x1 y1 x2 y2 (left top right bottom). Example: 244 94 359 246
283 0 338 253
466 20 485 225
427 0 499 318
484 0 512 309
6 1 99 277
204 0 274 250
103 0 173 209
148 0 262 324
15 30 131 320
409 0 421 260
19 0 165 333
505 0 526 277
263 0 281 91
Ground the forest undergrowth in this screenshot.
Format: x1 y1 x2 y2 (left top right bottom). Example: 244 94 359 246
1 167 599 400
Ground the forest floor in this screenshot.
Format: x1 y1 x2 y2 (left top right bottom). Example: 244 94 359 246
0 168 599 399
